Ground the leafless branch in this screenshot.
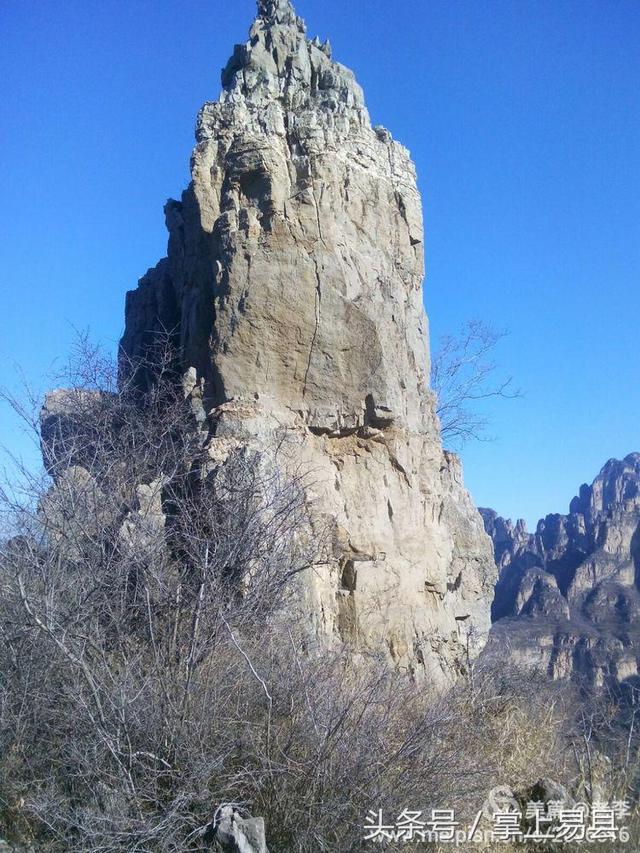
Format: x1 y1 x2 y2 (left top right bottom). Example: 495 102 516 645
431 319 521 447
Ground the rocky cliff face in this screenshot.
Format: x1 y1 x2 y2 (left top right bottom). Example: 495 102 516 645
119 0 495 684
482 454 640 690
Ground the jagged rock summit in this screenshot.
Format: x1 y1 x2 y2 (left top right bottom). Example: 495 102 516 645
482 454 640 689
120 0 495 683
123 0 427 433
257 0 299 25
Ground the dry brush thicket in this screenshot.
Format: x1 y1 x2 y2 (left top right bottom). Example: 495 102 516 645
0 343 638 852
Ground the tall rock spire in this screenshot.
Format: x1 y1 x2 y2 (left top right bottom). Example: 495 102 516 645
256 0 298 26
121 0 496 684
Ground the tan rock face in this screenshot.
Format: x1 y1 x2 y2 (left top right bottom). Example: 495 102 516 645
121 0 495 685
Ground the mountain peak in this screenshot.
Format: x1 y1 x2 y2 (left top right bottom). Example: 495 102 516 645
121 0 495 685
256 0 298 26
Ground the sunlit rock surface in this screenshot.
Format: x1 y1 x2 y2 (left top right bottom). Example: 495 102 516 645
482 454 640 690
120 0 496 684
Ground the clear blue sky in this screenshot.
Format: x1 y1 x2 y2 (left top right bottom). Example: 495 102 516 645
1 0 638 528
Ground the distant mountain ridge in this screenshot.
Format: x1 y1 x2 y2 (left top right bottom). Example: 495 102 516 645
481 453 640 689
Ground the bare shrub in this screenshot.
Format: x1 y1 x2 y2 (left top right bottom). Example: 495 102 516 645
0 338 320 849
0 338 637 852
431 320 520 447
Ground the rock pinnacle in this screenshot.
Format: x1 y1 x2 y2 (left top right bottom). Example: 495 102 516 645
121 0 496 685
257 0 297 25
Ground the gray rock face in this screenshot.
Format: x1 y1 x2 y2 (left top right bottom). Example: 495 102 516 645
119 0 495 684
122 0 428 435
482 454 640 689
40 389 110 477
213 806 269 853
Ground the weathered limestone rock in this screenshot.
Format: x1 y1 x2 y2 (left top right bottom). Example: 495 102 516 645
40 388 109 477
213 806 269 853
120 0 495 684
118 476 168 558
38 465 110 560
482 453 640 689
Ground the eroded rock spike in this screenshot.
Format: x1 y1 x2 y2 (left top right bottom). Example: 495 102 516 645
120 0 496 685
257 0 297 25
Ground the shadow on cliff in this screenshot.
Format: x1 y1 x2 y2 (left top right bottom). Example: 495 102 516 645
120 186 228 412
